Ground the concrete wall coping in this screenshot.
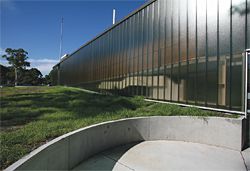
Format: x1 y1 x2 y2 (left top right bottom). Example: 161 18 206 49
5 116 246 171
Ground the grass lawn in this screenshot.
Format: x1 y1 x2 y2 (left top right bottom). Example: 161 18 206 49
0 86 236 169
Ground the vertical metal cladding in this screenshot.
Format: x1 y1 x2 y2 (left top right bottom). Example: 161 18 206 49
52 0 249 112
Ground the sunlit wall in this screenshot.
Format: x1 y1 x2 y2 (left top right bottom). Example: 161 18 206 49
52 0 250 111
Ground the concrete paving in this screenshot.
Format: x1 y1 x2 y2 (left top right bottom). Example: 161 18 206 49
72 141 249 171
242 148 250 171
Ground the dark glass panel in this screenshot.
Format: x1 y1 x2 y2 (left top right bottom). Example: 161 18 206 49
119 23 123 93
112 28 116 82
97 38 101 82
148 52 153 98
172 0 179 64
196 0 206 105
134 13 139 58
137 11 143 95
140 10 145 96
180 0 187 62
171 0 179 102
108 31 112 91
115 27 119 92
153 51 158 99
153 1 159 52
119 24 123 92
143 8 148 70
147 4 154 98
197 0 206 58
143 7 149 55
179 0 187 103
179 63 187 102
128 18 132 94
171 63 179 101
248 0 250 49
219 0 230 108
131 16 135 95
100 37 103 83
124 21 128 94
149 3 154 98
165 0 172 65
231 0 245 110
159 0 166 50
187 60 196 103
148 4 154 54
117 26 121 92
135 13 140 95
219 0 230 56
187 0 196 60
232 0 246 53
153 1 160 99
231 54 243 111
207 0 218 106
144 7 149 97
207 58 218 106
104 34 108 90
109 34 112 85
165 65 171 100
159 48 165 100
218 55 229 107
115 27 119 81
105 33 109 90
125 20 129 95
196 58 206 105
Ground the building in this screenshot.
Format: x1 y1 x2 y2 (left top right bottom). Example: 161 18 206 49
52 0 250 115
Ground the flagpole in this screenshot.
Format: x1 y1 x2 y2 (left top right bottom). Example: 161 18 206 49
59 17 63 60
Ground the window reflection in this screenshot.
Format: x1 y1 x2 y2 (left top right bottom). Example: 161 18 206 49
52 0 246 112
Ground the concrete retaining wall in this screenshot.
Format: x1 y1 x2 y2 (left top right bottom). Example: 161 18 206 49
5 116 245 171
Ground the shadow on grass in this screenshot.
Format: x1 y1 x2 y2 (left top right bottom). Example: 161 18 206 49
0 89 138 127
0 87 235 170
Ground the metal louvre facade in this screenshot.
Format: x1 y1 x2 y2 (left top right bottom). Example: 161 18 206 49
52 0 250 112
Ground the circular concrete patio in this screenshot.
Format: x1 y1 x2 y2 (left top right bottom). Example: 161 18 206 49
72 140 248 171
5 116 249 171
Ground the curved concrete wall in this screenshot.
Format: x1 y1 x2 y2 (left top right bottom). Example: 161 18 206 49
5 116 245 171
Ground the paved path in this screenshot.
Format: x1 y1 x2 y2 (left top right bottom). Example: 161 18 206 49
72 141 250 171
242 147 250 171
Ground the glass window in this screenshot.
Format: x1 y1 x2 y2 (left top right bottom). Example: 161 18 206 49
219 0 230 108
207 0 218 106
196 0 206 105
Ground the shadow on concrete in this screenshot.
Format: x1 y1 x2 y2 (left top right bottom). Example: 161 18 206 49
72 142 139 171
72 141 249 171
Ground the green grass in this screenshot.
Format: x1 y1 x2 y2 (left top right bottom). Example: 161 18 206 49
0 86 236 169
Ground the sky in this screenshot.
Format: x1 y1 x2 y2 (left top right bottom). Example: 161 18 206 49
0 0 147 75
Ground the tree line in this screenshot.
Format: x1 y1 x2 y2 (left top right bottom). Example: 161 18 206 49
1 48 52 86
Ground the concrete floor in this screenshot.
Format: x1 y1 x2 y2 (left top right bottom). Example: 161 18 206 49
72 141 250 171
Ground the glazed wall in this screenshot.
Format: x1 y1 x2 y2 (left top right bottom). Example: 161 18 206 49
52 0 250 111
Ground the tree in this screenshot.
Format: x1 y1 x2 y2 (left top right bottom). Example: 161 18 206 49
43 70 54 85
19 68 43 85
0 65 11 85
1 48 30 86
44 74 52 85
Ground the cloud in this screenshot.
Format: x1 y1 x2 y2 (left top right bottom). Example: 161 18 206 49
0 59 9 66
0 58 58 76
28 58 59 76
0 47 5 56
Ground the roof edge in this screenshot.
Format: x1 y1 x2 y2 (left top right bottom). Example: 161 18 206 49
54 0 156 67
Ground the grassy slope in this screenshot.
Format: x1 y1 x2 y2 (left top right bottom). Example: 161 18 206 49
0 86 235 169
